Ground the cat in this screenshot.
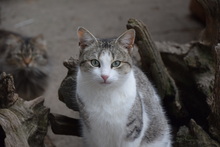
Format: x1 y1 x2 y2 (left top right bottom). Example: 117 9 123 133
75 27 172 147
0 30 50 100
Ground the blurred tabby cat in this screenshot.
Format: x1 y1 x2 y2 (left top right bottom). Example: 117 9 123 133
0 30 49 100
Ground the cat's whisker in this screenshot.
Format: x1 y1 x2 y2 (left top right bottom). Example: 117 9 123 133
78 79 99 87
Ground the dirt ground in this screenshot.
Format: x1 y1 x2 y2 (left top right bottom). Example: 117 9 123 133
0 0 203 146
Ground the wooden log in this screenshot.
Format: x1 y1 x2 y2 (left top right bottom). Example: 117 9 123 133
0 73 50 147
198 0 220 45
126 18 177 100
0 73 18 109
189 0 206 23
158 42 219 146
58 57 79 111
176 119 220 147
197 0 220 143
126 18 188 125
163 0 220 145
49 113 81 137
207 44 220 142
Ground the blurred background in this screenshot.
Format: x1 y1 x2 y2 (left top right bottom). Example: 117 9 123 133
0 0 204 146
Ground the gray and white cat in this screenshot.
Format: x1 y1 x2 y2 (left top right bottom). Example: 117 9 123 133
0 30 49 100
76 27 171 147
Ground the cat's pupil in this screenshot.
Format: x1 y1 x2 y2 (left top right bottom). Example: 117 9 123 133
91 59 100 67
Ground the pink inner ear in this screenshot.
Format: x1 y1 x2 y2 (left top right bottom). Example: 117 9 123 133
78 30 84 40
79 42 88 49
6 35 21 46
117 29 135 50
121 37 134 49
32 35 46 46
77 27 97 49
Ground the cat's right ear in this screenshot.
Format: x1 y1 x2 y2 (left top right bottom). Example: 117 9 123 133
115 29 135 54
77 27 97 50
6 34 21 46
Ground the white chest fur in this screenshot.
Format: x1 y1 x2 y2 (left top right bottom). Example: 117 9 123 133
77 70 137 147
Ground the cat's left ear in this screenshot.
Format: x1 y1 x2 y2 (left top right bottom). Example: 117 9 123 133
32 34 47 47
77 27 98 50
115 29 135 54
6 34 21 46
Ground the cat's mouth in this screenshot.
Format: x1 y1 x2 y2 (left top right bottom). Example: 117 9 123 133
100 81 111 85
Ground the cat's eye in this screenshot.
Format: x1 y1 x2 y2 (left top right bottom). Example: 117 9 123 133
91 59 100 67
11 52 22 58
111 60 121 67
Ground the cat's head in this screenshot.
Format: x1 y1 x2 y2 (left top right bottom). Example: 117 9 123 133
77 27 135 87
4 34 48 70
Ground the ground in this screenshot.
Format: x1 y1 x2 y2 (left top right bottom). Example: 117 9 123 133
0 0 203 146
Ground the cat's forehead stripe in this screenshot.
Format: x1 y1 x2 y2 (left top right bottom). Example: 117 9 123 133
99 50 112 61
98 39 114 49
20 38 35 52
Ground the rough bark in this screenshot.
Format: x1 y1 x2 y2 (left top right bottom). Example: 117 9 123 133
0 73 50 147
49 113 81 137
0 73 17 109
58 57 79 111
198 0 220 45
207 44 220 142
199 0 220 143
176 119 220 147
190 0 205 23
160 0 220 145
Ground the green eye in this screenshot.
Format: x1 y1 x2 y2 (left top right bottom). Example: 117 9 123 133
91 59 100 67
112 60 121 67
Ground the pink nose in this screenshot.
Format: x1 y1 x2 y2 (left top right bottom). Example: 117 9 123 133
101 75 109 82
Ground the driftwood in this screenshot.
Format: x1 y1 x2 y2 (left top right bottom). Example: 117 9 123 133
126 18 189 126
190 0 205 23
49 113 81 137
58 58 79 112
126 18 178 100
52 57 81 137
176 119 220 147
208 44 220 143
0 73 50 147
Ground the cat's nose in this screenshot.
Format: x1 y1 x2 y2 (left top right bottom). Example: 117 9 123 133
23 57 32 66
101 75 109 82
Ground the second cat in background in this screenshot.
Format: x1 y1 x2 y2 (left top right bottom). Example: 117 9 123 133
0 30 50 100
